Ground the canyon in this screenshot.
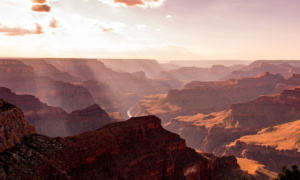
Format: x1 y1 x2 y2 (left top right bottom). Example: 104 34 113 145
0 100 246 179
0 87 114 137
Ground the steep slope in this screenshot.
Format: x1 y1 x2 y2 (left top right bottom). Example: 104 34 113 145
20 59 81 83
0 59 37 94
99 59 165 77
223 62 300 80
0 87 114 137
0 59 96 113
157 64 242 84
0 108 245 179
225 119 300 172
165 87 300 154
131 72 285 124
0 99 35 153
46 58 171 96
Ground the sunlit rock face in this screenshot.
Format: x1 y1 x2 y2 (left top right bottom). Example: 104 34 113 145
0 99 35 153
225 119 300 172
130 72 285 125
222 61 300 80
45 59 171 96
165 87 300 154
0 113 245 179
0 59 96 113
0 87 114 137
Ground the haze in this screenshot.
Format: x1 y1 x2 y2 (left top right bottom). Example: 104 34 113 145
1 0 300 60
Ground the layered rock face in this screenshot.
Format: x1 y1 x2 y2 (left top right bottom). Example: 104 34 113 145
222 62 300 80
0 87 114 137
0 99 35 153
35 77 95 113
0 113 244 180
131 72 285 124
0 59 37 94
156 65 242 89
45 59 171 96
99 59 165 77
165 87 300 153
0 59 96 113
20 59 82 83
225 119 300 172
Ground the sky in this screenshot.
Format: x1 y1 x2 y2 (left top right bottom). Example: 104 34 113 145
0 0 300 61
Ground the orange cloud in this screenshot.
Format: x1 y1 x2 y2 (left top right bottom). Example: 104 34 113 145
31 4 51 12
49 18 60 28
99 25 114 32
113 0 145 6
99 0 165 7
31 0 47 3
0 23 44 36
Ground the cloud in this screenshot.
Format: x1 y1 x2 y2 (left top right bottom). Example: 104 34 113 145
31 0 47 3
31 4 51 12
0 23 44 36
99 0 165 8
49 17 60 28
99 25 114 32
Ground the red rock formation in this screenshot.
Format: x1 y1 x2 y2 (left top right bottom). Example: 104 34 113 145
131 72 285 125
45 58 171 96
0 99 35 153
0 59 96 113
224 119 300 172
99 59 165 78
165 87 300 154
0 87 114 137
0 59 37 94
20 59 82 83
156 64 242 89
222 62 300 80
0 112 245 179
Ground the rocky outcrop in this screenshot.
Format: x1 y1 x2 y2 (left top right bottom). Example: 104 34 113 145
0 99 35 153
0 114 244 179
131 72 285 125
99 59 165 77
0 59 96 113
224 119 300 172
222 62 300 80
156 65 242 89
46 58 171 96
0 59 37 94
68 104 114 136
20 59 82 83
0 87 114 137
165 87 300 154
272 73 300 94
35 77 95 113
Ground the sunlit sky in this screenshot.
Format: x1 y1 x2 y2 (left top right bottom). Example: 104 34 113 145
0 0 300 61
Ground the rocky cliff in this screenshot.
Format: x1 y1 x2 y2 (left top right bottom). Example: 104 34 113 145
0 106 245 180
0 87 114 137
224 119 300 172
46 58 171 96
222 62 300 80
0 99 35 153
165 87 300 154
20 59 82 83
0 59 96 113
131 72 285 125
0 59 37 94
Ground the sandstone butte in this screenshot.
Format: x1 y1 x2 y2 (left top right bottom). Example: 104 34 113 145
0 99 247 179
